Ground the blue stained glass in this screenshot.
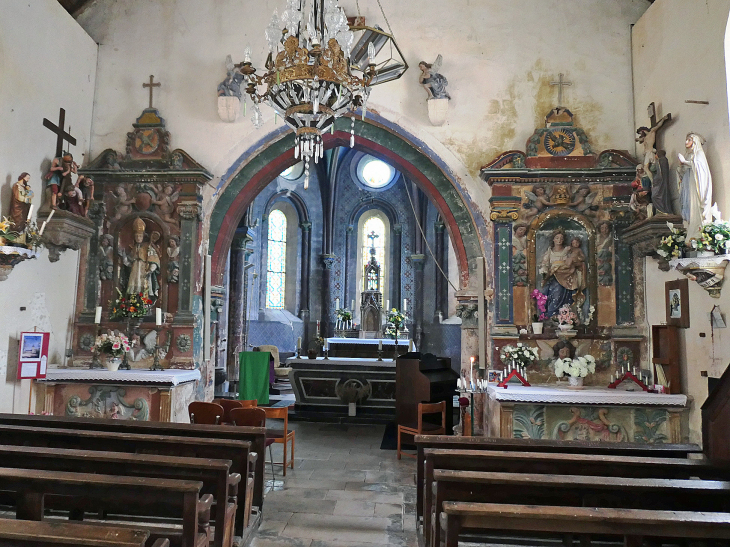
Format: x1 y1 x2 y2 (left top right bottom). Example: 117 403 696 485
362 216 386 292
267 210 287 309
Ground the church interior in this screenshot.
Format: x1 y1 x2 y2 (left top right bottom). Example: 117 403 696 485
3 0 730 545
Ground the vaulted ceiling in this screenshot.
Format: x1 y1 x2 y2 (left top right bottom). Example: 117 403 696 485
57 0 96 18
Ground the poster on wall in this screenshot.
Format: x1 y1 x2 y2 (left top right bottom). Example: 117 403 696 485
665 279 689 328
17 332 50 380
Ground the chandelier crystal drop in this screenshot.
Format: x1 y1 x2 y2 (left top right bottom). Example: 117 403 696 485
236 0 406 189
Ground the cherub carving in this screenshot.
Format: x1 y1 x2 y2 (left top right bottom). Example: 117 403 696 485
522 185 554 220
151 184 180 225
109 186 136 221
569 184 598 216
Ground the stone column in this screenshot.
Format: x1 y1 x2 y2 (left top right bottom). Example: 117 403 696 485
299 222 312 346
434 220 447 320
321 254 336 338
344 224 354 313
410 254 426 347
226 234 248 384
175 202 202 325
392 224 402 309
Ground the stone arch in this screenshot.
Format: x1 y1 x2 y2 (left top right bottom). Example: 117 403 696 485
209 118 482 288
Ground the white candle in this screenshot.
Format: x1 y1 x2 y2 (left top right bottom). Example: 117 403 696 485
26 204 33 222
335 298 340 310
324 340 329 350
386 300 390 311
94 306 102 324
378 339 382 350
403 299 407 312
297 336 302 350
316 320 320 337
409 340 414 352
155 307 162 326
351 300 355 310
470 356 474 382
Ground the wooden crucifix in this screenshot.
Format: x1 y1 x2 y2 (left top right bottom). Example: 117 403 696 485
637 102 672 154
550 73 572 107
143 75 161 109
43 108 77 158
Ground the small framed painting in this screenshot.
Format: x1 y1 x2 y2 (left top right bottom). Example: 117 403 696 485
665 279 689 328
487 369 503 383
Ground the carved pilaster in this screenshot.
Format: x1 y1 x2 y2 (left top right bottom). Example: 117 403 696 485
392 224 402 308
159 389 172 422
488 196 521 222
175 201 202 325
321 254 336 337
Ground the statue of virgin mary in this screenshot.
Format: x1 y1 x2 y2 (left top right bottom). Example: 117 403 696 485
538 228 584 318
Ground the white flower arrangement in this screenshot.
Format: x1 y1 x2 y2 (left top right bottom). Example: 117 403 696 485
500 343 539 368
94 331 131 358
554 355 596 379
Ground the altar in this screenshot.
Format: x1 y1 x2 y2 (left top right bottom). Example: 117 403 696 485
37 368 201 423
484 384 689 444
326 337 412 359
286 357 397 422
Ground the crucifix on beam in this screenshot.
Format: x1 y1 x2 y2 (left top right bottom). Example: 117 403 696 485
43 108 77 158
550 73 572 107
143 75 161 109
637 102 672 157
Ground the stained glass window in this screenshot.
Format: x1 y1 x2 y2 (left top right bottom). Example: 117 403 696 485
267 209 287 309
362 216 386 292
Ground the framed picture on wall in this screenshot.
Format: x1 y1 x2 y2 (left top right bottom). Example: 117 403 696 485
665 279 689 328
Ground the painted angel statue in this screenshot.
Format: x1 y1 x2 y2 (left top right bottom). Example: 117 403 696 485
217 55 244 99
569 184 598 216
419 55 451 100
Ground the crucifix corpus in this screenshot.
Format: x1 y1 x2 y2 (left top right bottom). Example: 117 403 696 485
42 108 77 159
636 101 672 157
143 75 162 109
550 73 572 107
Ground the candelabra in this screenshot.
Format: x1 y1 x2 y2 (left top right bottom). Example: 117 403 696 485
89 326 103 369
323 346 329 360
150 327 164 371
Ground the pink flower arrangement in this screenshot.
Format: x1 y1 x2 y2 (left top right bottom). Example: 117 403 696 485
530 289 548 321
557 304 577 327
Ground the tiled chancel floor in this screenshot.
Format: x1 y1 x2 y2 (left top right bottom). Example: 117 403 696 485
253 422 418 547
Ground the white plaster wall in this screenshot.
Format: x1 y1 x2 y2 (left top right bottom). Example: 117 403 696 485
0 0 97 413
78 0 649 199
633 0 730 445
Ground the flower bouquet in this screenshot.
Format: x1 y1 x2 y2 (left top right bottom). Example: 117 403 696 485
556 304 577 330
657 222 686 260
554 354 596 387
385 308 407 338
699 220 730 255
94 331 131 358
530 289 548 322
500 342 539 368
0 217 21 246
109 288 152 320
336 308 353 330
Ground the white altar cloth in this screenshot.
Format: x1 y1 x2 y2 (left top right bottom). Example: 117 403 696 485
286 356 395 368
326 337 413 347
486 384 687 407
41 368 201 386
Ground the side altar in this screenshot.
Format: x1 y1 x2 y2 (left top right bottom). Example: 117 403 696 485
485 384 689 444
37 368 201 422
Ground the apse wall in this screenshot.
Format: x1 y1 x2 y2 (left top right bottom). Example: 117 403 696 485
633 0 730 445
0 0 98 412
77 0 649 200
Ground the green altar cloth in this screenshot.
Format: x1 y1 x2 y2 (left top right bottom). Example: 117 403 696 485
239 351 270 405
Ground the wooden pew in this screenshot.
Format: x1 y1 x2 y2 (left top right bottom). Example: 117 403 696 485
0 444 239 547
0 422 257 540
430 470 730 547
421 448 730 547
413 434 702 525
440 502 730 547
0 519 169 547
0 413 266 525
0 467 212 547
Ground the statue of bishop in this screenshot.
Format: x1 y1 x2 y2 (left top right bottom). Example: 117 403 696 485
120 217 160 300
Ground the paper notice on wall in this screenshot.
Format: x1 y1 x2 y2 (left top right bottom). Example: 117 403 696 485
40 356 47 375
20 362 37 378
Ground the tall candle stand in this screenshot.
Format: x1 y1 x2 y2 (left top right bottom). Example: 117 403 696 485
150 327 164 371
393 327 399 361
377 345 383 361
119 316 134 370
89 325 103 369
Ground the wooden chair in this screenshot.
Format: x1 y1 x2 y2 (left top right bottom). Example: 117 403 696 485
397 401 446 460
263 406 295 476
230 407 276 481
213 399 246 424
188 401 224 425
240 399 258 408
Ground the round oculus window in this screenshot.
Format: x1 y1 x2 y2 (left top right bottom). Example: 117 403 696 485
279 162 305 180
358 156 396 189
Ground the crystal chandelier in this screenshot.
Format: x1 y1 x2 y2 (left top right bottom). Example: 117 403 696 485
237 0 406 188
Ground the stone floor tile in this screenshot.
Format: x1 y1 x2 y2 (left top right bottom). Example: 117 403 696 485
251 537 312 547
309 468 367 482
262 510 293 522
278 478 349 490
325 489 403 504
282 513 392 544
332 499 376 516
374 502 402 518
264 497 337 515
364 470 415 485
265 487 328 500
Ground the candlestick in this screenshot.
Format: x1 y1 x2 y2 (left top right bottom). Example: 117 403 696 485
150 327 164 371
297 336 302 350
378 339 382 350
155 307 162 326
94 306 102 324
